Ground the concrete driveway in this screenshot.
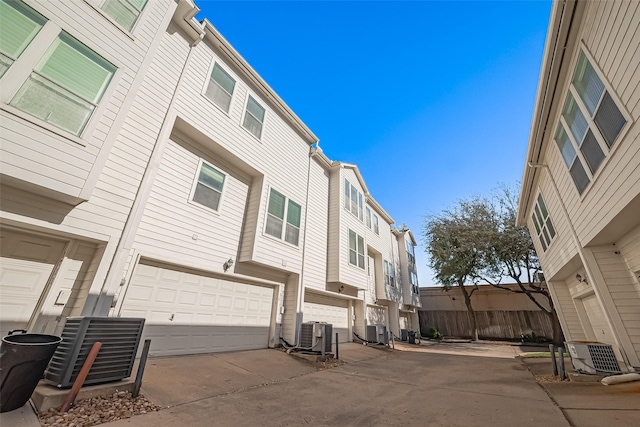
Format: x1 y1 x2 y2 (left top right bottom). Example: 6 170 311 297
105 341 569 427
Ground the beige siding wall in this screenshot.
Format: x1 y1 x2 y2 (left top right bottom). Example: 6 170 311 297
132 134 252 270
550 1 640 246
338 169 368 288
302 159 329 291
619 224 640 273
549 279 587 341
326 169 341 283
592 243 640 359
169 38 312 275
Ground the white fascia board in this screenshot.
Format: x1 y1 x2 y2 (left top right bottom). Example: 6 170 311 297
516 0 578 226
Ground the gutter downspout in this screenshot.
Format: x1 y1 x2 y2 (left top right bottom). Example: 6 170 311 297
527 162 636 372
294 142 319 344
94 30 205 315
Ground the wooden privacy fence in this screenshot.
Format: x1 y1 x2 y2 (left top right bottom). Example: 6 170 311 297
419 310 553 340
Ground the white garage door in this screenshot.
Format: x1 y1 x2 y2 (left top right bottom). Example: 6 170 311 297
121 261 274 356
303 293 350 343
0 229 66 336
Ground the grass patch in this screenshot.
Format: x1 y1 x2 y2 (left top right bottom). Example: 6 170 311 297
522 352 569 358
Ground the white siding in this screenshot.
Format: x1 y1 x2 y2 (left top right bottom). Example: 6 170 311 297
302 158 329 291
549 279 587 341
337 169 368 288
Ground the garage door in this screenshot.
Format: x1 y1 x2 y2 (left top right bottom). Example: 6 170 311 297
303 292 350 343
120 261 274 356
0 229 66 336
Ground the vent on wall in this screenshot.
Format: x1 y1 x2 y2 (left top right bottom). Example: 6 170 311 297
45 317 145 388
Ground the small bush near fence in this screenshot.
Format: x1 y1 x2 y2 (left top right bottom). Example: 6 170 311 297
419 310 553 341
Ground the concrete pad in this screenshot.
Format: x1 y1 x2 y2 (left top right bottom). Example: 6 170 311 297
0 402 40 427
564 409 640 427
541 381 640 410
105 348 568 427
139 349 315 407
32 379 135 412
337 342 389 363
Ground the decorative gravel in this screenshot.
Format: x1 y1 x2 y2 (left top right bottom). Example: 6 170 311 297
38 391 162 427
536 374 568 383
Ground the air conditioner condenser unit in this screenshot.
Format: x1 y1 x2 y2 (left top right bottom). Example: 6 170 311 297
299 322 332 354
366 324 388 345
565 341 622 375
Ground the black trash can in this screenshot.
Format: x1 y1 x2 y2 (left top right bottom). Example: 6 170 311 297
0 330 62 413
408 331 416 344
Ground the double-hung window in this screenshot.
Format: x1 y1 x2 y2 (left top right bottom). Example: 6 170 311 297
99 0 148 31
243 95 265 139
0 0 46 78
365 207 372 228
191 161 225 211
410 271 419 294
531 193 556 252
406 241 416 265
348 229 365 269
265 188 301 246
373 214 379 235
344 178 364 220
554 50 627 195
9 31 116 136
384 260 395 287
205 63 235 113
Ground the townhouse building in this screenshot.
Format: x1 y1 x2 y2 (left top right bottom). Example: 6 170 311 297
517 0 640 370
1 0 420 357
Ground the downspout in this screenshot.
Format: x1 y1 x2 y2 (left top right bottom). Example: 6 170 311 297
294 142 319 344
93 30 205 315
527 163 636 372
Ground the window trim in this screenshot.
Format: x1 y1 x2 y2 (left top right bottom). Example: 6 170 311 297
384 260 395 287
348 228 365 269
203 61 236 114
343 178 364 222
365 207 372 229
0 20 120 145
373 214 379 235
187 158 227 214
241 94 266 141
553 43 631 197
531 192 556 253
83 0 145 39
263 186 302 248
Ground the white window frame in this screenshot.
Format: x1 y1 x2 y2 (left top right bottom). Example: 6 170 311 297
384 260 395 287
365 207 372 228
203 61 236 114
263 187 302 247
373 214 379 235
188 159 226 214
553 44 631 196
348 229 365 269
84 0 148 35
406 241 416 265
531 192 556 253
241 94 266 140
0 17 119 145
343 178 364 222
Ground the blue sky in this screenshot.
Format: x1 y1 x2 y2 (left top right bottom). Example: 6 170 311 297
196 0 552 286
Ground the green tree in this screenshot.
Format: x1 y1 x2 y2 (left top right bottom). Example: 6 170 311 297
478 184 565 346
422 197 495 341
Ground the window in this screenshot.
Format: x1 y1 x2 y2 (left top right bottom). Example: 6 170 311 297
410 272 418 294
205 63 235 113
348 229 365 269
9 32 116 136
365 207 372 228
99 0 148 31
384 260 395 287
343 178 364 221
191 161 225 211
406 241 416 265
373 214 379 235
243 95 265 139
0 0 46 77
554 50 627 195
531 193 556 252
265 188 301 246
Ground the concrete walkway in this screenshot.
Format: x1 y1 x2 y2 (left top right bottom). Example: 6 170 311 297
5 341 637 426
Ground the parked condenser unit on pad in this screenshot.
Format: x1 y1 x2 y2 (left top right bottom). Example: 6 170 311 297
299 322 332 353
366 324 388 345
565 341 622 375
